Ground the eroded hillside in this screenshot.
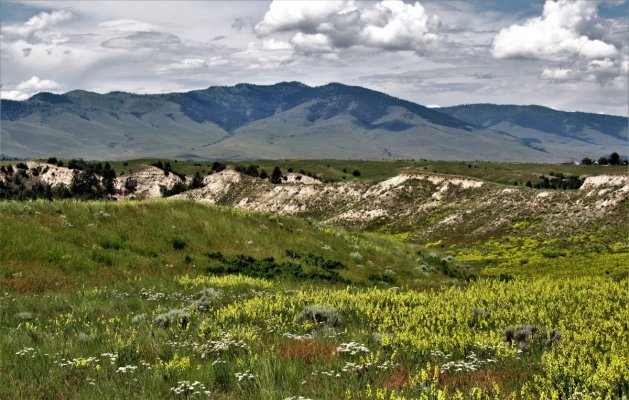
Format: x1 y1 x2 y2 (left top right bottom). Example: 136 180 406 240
3 161 627 246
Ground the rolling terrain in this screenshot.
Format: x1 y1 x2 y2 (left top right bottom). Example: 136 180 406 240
2 82 627 161
1 160 628 398
1 158 628 398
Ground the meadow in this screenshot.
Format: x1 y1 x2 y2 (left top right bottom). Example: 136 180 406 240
1 198 627 399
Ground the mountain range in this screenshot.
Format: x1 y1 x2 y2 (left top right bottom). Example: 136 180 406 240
1 82 626 161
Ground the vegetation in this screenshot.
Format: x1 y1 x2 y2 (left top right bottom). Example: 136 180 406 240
0 157 628 399
7 158 626 188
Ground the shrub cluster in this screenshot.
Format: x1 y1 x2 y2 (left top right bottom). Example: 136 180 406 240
582 152 626 166
205 251 348 283
234 165 286 184
151 160 186 179
526 172 584 190
503 324 562 351
153 309 190 329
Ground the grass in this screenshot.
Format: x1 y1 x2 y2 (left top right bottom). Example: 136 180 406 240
0 200 441 292
1 183 628 398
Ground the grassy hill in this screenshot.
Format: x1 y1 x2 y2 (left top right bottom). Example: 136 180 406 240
0 200 438 292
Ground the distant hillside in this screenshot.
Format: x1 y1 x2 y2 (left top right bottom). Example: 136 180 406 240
1 82 626 161
439 104 628 156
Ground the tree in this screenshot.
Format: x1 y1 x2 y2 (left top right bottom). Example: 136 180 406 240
102 162 116 195
271 167 283 184
609 152 620 165
190 171 204 189
352 169 361 177
581 157 593 165
70 170 105 200
598 156 609 165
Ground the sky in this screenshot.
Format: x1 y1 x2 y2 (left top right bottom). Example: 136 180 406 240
0 0 627 116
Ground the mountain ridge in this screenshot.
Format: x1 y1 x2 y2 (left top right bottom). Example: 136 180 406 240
1 82 627 161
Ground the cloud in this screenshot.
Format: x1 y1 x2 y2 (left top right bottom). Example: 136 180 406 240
262 39 291 50
255 1 352 35
360 1 440 51
255 0 441 55
22 48 32 57
540 67 574 81
1 10 72 43
290 32 333 54
0 76 60 100
491 0 617 61
98 19 158 32
101 31 181 51
156 58 208 74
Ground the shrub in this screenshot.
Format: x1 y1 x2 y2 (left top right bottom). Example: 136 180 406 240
160 181 188 197
206 253 348 284
271 167 283 184
172 238 186 250
211 161 226 172
15 312 33 321
153 309 190 329
205 252 226 262
190 171 204 189
70 170 106 200
192 288 223 312
352 169 361 177
349 252 363 261
368 272 396 284
469 307 491 327
298 306 341 326
503 323 561 350
131 314 147 325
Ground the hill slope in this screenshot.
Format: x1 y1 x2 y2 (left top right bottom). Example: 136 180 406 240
439 104 628 157
1 83 626 161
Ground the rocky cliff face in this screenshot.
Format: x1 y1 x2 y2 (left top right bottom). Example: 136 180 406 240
171 169 628 242
115 166 185 199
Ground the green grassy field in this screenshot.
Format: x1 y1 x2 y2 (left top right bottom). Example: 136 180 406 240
1 199 628 399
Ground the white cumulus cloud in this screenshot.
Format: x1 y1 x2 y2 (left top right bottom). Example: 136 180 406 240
491 0 617 61
256 0 440 55
255 1 354 35
360 1 439 51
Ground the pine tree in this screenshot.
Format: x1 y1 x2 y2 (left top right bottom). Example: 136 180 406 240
271 167 282 184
